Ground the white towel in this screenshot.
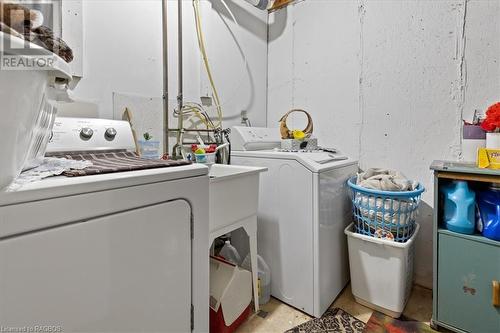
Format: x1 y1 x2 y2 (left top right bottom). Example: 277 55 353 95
7 157 92 191
356 168 418 191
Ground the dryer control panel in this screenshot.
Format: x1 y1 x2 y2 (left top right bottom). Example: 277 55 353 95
47 117 136 153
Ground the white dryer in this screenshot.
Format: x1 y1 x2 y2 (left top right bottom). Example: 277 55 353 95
230 126 358 317
0 118 209 332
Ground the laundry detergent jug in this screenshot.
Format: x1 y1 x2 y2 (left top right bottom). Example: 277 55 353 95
441 181 476 234
477 184 500 241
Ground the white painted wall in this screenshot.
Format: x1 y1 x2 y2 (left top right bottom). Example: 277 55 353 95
72 0 163 116
72 0 268 130
201 0 269 126
268 0 500 288
61 0 83 77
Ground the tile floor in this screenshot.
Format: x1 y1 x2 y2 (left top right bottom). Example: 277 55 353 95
235 284 433 333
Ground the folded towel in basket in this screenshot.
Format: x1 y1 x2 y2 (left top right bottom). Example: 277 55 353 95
356 168 418 192
354 194 418 227
354 168 420 235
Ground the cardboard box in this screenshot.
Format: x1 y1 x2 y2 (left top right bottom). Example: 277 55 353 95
210 256 252 333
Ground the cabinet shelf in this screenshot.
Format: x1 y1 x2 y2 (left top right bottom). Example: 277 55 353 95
431 160 500 184
437 228 500 247
437 171 500 184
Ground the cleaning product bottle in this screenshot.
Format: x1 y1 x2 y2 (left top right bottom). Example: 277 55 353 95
477 184 500 241
241 254 271 305
441 181 476 234
219 240 242 265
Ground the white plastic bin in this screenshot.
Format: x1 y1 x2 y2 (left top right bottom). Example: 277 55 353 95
195 152 216 165
0 32 71 189
344 223 419 318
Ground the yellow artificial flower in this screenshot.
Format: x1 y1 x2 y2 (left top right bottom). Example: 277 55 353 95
292 130 306 140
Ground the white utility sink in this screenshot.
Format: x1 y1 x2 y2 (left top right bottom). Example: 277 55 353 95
209 164 267 233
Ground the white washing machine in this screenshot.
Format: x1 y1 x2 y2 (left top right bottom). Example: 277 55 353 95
0 118 209 333
230 126 358 317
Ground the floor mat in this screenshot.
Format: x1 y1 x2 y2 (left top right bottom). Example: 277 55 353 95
364 311 437 333
284 308 366 333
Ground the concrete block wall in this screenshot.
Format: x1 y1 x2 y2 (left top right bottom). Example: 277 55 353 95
268 0 500 288
64 0 499 289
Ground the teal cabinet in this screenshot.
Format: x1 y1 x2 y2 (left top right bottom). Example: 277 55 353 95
431 161 500 333
437 232 500 333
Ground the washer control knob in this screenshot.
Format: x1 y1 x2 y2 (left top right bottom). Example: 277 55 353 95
105 127 117 140
80 127 94 140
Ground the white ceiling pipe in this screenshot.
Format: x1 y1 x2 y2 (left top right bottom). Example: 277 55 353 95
242 0 274 10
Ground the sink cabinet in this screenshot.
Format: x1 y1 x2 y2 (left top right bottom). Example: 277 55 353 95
208 164 267 313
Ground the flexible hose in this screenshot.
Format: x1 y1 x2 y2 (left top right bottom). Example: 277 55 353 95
173 0 249 151
190 0 250 123
193 0 223 128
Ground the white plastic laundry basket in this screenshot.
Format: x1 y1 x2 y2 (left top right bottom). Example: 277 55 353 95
0 32 71 189
344 222 419 318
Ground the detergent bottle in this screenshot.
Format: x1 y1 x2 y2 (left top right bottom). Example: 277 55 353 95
441 181 476 234
477 184 500 241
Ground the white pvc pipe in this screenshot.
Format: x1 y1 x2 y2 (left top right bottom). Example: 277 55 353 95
242 0 272 10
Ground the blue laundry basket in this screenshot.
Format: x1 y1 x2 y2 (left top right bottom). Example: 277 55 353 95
347 176 425 242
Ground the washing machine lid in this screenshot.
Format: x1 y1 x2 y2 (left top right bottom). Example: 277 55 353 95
231 150 358 173
0 164 208 206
